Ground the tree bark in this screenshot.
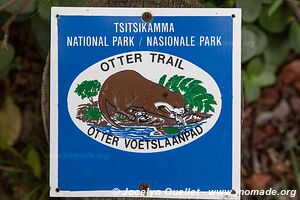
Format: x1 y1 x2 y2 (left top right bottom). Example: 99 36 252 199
42 0 202 199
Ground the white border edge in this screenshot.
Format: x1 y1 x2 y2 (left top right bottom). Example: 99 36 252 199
49 7 242 199
232 8 242 200
50 6 59 197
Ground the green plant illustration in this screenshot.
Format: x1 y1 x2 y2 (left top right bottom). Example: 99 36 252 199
163 127 182 135
74 80 102 123
115 116 127 121
74 80 101 104
159 75 217 113
84 107 101 122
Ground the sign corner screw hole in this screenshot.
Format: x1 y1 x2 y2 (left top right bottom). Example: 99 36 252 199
55 188 60 193
139 183 149 195
142 12 153 23
232 14 236 18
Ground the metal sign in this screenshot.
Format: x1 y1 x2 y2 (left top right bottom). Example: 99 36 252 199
50 7 241 199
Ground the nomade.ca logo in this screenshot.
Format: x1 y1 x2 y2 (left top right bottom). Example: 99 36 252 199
67 51 222 153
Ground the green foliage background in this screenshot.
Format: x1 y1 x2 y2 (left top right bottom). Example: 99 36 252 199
203 0 300 102
205 0 300 102
235 0 300 101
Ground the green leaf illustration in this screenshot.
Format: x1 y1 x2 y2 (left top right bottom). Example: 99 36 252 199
164 127 182 135
165 75 185 92
75 80 101 104
160 75 217 113
84 107 102 122
115 116 127 121
159 74 167 85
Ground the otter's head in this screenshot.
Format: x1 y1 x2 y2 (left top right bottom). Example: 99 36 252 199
154 90 186 117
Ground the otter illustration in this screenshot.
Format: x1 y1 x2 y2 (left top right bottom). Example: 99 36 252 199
98 70 185 128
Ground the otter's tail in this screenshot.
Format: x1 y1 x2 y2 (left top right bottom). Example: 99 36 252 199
99 95 122 128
